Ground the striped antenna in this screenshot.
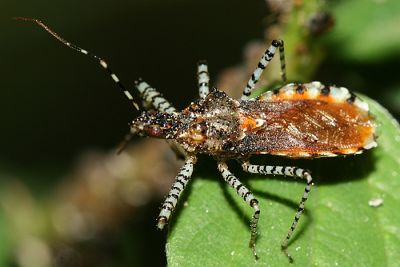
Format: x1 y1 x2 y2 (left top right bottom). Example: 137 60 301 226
15 17 140 111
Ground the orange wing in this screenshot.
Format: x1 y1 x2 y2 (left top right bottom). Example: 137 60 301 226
237 82 376 158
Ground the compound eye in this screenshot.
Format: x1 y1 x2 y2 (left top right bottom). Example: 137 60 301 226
150 126 162 136
144 125 164 137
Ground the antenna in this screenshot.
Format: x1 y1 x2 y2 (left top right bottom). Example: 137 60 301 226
15 17 140 111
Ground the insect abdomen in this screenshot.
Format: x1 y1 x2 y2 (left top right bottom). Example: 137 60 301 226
237 82 376 157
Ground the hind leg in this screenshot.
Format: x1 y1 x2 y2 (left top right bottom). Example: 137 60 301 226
241 161 313 262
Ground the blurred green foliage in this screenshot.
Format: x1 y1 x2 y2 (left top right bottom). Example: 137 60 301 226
321 0 400 117
326 0 400 62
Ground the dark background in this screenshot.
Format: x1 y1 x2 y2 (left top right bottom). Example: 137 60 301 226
1 1 268 266
1 0 267 169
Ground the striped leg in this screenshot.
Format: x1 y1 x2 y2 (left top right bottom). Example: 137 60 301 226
134 79 187 158
157 156 196 230
241 162 313 262
217 162 260 260
135 78 176 113
197 60 210 99
277 40 287 83
16 17 140 110
115 79 177 153
241 39 287 101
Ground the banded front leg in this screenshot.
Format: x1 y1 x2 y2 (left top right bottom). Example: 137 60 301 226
241 39 286 101
217 162 260 260
131 79 186 158
135 78 176 113
157 156 196 229
241 162 313 262
197 60 210 99
115 79 179 153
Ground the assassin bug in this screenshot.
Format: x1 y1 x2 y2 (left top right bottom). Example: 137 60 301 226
18 17 377 262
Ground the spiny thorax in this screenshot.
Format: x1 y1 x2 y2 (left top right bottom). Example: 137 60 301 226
130 88 246 156
173 89 244 155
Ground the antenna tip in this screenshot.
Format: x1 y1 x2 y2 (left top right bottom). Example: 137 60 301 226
14 17 36 22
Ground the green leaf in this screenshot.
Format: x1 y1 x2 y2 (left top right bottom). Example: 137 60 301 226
326 0 400 62
0 207 10 266
166 96 400 266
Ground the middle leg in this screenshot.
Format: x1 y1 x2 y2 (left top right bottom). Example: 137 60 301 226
217 161 260 259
